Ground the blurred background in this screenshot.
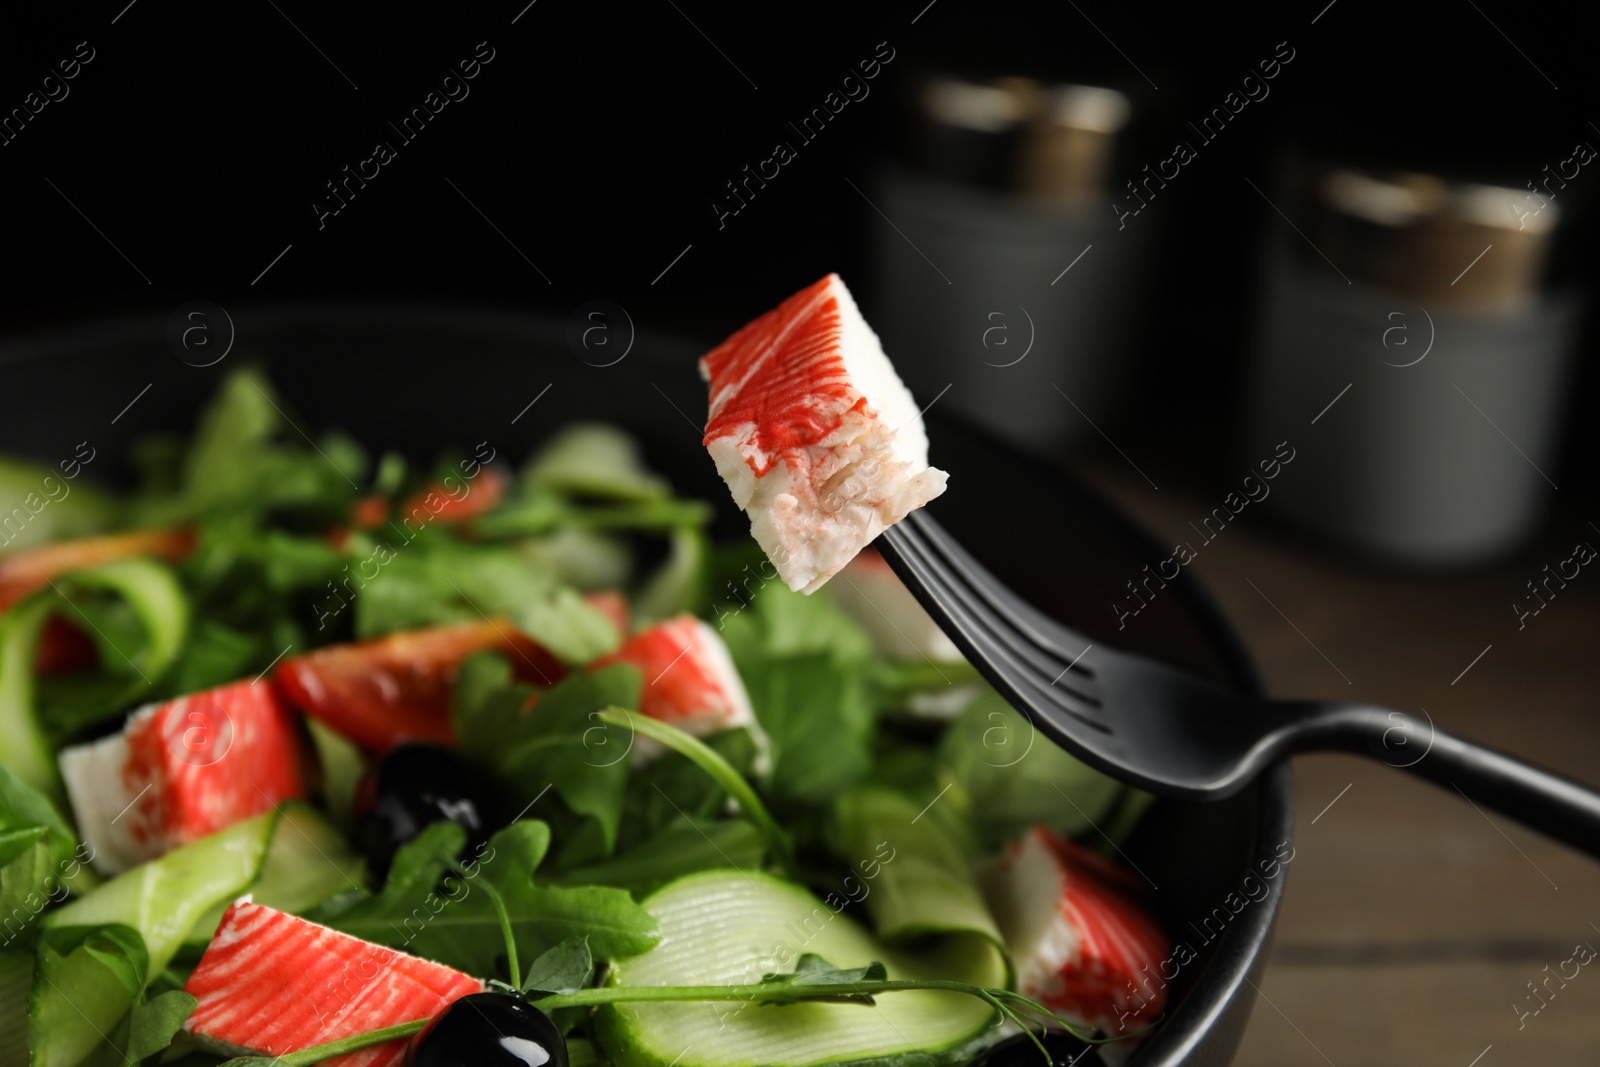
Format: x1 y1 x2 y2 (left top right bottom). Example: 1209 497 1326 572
4 0 1599 1061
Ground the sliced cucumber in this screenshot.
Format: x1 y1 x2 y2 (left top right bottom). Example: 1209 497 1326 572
595 870 1006 1067
45 811 274 982
524 424 670 502
64 559 190 688
633 527 708 626
1 559 190 791
184 802 365 946
0 459 116 552
0 597 59 799
830 787 1007 965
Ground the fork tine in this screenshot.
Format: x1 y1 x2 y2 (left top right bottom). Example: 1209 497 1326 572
904 511 1097 678
891 514 1101 707
879 522 1110 734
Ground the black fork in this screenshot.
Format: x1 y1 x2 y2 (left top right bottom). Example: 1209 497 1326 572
877 510 1600 858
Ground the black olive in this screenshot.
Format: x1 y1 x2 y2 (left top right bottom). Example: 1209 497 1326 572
404 992 569 1067
353 743 494 878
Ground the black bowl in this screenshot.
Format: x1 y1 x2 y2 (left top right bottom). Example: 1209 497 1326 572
0 302 1292 1067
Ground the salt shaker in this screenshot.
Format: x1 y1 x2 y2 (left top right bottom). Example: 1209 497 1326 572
870 75 1151 453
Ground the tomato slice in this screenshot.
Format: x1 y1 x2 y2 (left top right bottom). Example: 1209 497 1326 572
398 467 506 527
273 618 564 751
0 527 194 613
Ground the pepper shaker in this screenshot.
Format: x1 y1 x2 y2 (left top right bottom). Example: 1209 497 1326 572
1244 160 1584 564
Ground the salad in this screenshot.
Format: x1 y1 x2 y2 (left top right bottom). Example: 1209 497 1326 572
0 277 1168 1067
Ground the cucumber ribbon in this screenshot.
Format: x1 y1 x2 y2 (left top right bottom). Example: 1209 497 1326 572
0 558 189 799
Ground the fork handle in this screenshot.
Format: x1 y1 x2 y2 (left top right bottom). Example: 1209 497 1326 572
1300 703 1600 858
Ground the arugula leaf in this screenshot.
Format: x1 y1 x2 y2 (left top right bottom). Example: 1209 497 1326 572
756 953 888 1003
0 764 92 939
473 495 712 539
738 652 876 808
467 486 567 540
717 581 881 809
553 816 765 893
523 424 671 502
612 727 760 852
169 524 342 682
868 659 983 713
126 990 197 1060
0 761 76 852
719 579 874 664
352 542 560 639
322 821 658 978
512 587 621 665
520 935 594 995
938 689 1126 850
162 619 263 696
454 656 641 854
596 709 793 876
465 425 710 541
130 367 365 528
515 528 631 591
29 924 149 1067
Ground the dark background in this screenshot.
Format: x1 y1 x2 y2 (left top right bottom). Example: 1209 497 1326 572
3 0 1596 494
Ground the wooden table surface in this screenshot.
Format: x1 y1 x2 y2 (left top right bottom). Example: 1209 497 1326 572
1070 457 1600 1067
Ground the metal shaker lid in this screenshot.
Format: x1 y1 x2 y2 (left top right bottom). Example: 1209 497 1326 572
910 74 1132 208
1288 161 1561 307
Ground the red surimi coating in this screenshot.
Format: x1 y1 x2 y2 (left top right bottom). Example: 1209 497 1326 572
1003 827 1170 1032
120 681 305 849
593 615 752 733
700 274 862 477
184 900 482 1067
585 590 631 637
